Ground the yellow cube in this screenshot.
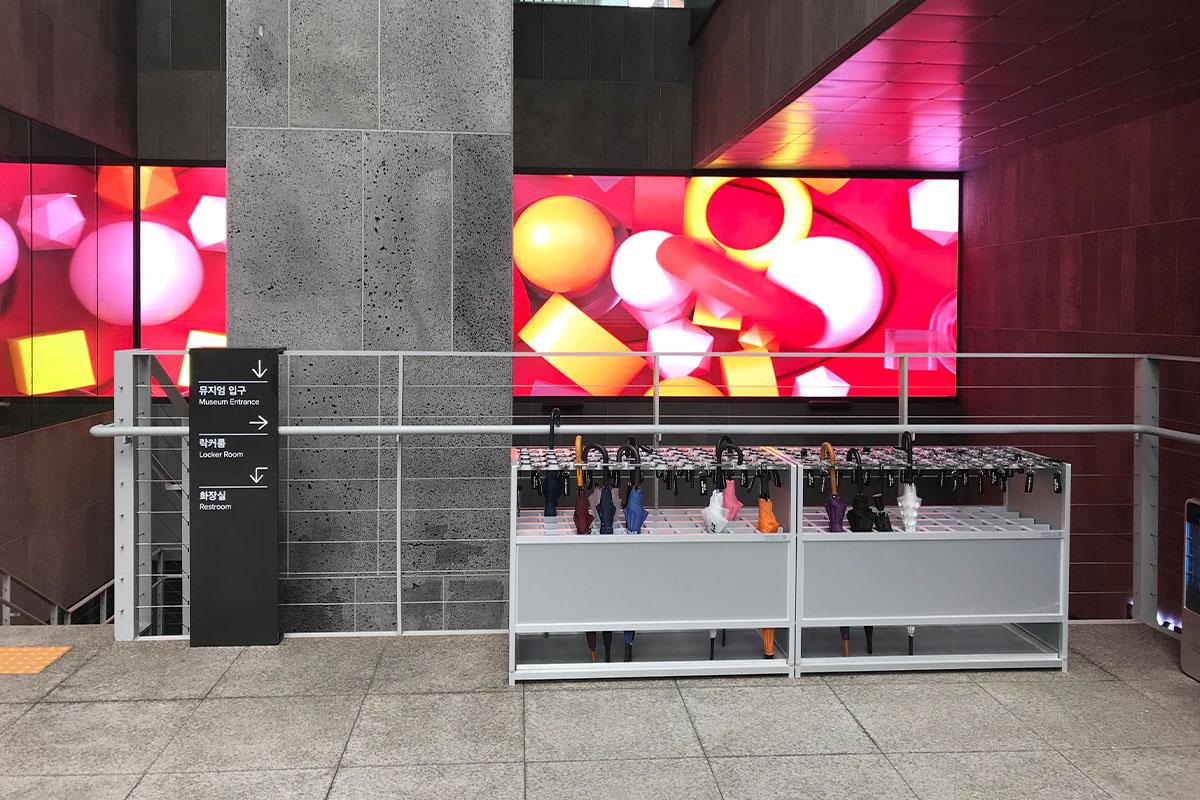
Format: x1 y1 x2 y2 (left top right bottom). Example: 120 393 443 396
518 293 645 396
720 348 779 397
7 330 96 395
178 330 228 387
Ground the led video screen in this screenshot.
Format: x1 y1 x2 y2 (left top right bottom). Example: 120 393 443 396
513 175 958 398
0 164 226 400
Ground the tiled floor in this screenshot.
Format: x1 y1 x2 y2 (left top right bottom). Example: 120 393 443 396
0 624 1197 799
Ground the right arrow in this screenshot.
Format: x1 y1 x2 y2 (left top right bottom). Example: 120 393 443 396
250 415 269 430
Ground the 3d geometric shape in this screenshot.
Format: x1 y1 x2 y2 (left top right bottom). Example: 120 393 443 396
178 330 228 387
883 329 941 372
719 348 779 397
738 323 779 352
682 176 812 272
643 376 723 398
625 297 690 331
611 230 690 311
518 293 644 396
69 221 203 326
513 196 614 294
647 319 714 379
97 166 179 211
0 218 18 284
7 329 96 395
800 177 850 195
908 179 959 245
766 236 885 350
16 193 85 250
791 365 850 398
187 195 226 252
692 301 742 331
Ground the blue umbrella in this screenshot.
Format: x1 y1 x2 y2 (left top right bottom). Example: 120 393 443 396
541 470 562 517
624 486 647 533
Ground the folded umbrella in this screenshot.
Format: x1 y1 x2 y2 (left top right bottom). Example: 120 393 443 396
624 486 647 533
722 478 743 520
596 486 616 534
542 470 562 517
756 496 780 533
703 489 729 533
572 436 594 535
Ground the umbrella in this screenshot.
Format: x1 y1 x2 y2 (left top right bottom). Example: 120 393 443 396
542 470 563 517
756 497 780 533
846 449 874 532
596 486 616 534
703 489 729 533
572 437 594 535
756 471 781 658
872 493 893 531
722 478 743 520
624 630 635 662
820 442 847 532
624 486 647 533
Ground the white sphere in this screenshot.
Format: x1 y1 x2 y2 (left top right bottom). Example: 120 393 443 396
611 229 691 311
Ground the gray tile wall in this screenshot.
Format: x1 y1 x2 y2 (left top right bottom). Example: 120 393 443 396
513 4 693 172
137 0 226 161
226 1 513 633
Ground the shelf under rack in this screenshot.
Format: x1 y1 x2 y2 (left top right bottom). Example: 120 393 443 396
516 507 790 539
799 505 1060 538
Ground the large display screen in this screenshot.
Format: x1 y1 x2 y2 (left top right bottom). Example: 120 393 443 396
513 175 958 398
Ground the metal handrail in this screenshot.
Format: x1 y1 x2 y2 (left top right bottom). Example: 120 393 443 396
66 579 114 615
88 421 1200 445
0 597 50 625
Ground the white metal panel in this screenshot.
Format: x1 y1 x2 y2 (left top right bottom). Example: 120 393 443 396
514 537 793 628
800 537 1063 621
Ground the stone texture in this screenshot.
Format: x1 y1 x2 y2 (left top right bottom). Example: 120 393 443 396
681 686 877 757
330 764 524 800
444 601 507 630
362 131 453 350
0 775 141 800
343 692 523 766
889 751 1109 800
150 696 361 772
833 683 1048 753
451 133 514 353
401 509 509 541
45 641 240 702
0 699 195 775
1061 746 1200 800
710 754 916 800
226 128 363 349
212 637 384 697
379 0 511 133
289 0 378 129
226 0 288 127
525 687 703 761
130 770 335 800
527 758 721 800
401 540 507 573
287 510 380 542
370 634 511 693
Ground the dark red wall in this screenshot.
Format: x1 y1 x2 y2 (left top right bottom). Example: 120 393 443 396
962 97 1200 621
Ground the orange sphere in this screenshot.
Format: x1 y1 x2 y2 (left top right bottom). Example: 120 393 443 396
513 196 614 294
643 376 724 398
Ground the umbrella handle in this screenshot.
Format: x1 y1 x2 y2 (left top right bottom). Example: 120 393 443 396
547 407 561 453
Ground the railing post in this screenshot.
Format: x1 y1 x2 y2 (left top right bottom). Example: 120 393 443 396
652 355 661 447
395 355 404 634
898 355 909 444
1133 356 1160 625
113 350 137 640
1 574 10 625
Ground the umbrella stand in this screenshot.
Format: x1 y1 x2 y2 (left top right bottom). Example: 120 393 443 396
755 470 782 657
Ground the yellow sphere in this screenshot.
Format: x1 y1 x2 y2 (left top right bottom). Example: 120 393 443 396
513 196 615 294
644 376 724 398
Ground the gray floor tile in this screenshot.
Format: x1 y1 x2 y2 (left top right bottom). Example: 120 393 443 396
0 702 30 731
680 685 876 757
1060 746 1200 800
211 637 385 697
889 751 1109 800
0 699 194 775
1124 677 1200 724
330 764 524 799
980 680 1200 749
822 670 977 686
150 695 361 772
833 683 1047 753
370 634 513 693
971 651 1117 683
525 687 702 762
0 628 110 703
1067 624 1181 681
526 758 720 800
129 769 334 799
45 641 240 702
343 692 523 766
0 775 140 800
710 754 916 800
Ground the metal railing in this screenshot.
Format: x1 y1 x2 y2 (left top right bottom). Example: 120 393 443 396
89 349 1200 640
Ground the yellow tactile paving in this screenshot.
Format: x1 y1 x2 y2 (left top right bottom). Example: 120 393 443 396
0 646 71 674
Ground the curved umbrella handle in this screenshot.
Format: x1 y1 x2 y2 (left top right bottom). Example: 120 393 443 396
820 441 838 496
574 435 584 488
548 407 561 454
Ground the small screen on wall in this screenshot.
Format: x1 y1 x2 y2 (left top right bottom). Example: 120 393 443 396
512 174 959 398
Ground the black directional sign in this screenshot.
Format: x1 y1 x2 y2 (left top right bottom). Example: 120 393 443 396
188 347 281 646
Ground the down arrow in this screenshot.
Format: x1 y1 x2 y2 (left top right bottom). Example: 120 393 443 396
252 359 268 378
